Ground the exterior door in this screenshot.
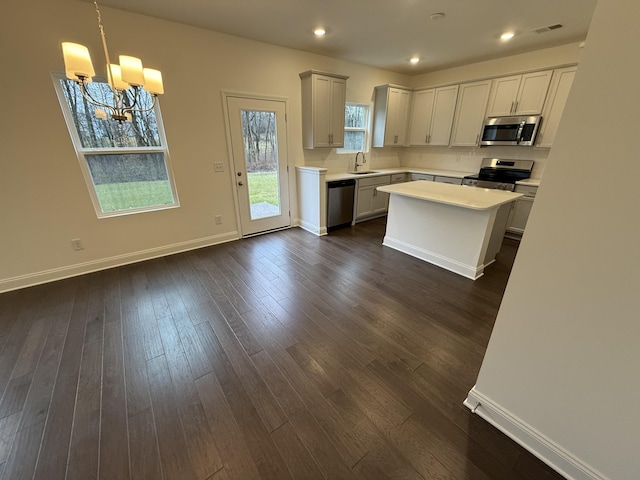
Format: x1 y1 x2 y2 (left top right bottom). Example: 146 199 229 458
225 95 290 236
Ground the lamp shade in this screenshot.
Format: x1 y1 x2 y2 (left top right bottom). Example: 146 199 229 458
143 68 164 95
107 64 129 90
119 55 145 86
62 42 95 80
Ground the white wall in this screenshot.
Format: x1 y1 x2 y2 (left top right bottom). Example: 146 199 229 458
468 0 640 478
0 0 409 291
410 43 584 89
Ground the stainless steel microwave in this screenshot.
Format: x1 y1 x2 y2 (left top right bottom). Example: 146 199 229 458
480 115 542 146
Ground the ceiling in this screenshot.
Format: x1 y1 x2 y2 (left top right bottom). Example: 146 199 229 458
95 0 598 75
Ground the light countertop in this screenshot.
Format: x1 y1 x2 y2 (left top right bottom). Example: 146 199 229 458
323 167 474 182
377 180 523 211
296 165 541 186
516 178 541 187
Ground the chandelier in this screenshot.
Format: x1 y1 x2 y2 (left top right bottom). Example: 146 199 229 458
61 1 164 122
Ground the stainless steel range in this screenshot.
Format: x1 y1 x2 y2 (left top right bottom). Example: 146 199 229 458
462 158 534 191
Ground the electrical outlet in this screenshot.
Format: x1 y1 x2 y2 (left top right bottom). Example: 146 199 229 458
71 239 84 251
214 215 222 225
213 162 224 172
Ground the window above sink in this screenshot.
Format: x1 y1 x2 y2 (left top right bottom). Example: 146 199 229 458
338 103 370 154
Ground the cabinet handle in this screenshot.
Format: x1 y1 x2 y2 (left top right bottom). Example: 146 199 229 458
514 100 519 113
475 134 480 146
427 134 431 144
510 101 515 115
425 134 429 143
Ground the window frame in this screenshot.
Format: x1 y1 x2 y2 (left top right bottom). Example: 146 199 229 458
338 102 371 154
51 72 179 218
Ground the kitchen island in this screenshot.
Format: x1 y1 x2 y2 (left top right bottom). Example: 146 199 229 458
377 181 522 279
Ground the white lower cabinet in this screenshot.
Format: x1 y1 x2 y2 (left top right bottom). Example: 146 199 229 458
355 175 391 221
506 184 538 236
410 173 435 181
391 173 407 184
433 175 462 185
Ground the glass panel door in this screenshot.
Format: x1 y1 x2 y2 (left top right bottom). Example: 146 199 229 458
240 110 282 220
225 96 290 236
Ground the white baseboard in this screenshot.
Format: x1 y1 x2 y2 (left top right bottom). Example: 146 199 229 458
0 231 239 293
464 387 608 480
297 218 327 236
382 236 484 280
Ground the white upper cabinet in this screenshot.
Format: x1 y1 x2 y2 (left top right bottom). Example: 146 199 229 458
449 80 491 147
372 85 412 147
300 70 348 149
409 85 459 146
536 66 577 148
486 70 553 117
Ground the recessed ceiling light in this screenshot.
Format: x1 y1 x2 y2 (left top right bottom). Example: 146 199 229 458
313 27 326 37
409 57 420 64
500 32 515 41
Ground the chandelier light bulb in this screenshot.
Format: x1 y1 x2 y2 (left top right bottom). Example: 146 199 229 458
62 42 95 80
59 1 163 122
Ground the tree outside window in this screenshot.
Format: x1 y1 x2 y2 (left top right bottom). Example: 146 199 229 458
52 74 178 217
339 104 370 153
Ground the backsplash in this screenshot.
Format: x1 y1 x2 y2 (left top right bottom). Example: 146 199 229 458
302 145 551 179
400 145 551 179
302 148 403 173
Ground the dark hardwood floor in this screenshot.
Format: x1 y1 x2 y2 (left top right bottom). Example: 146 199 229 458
0 218 565 479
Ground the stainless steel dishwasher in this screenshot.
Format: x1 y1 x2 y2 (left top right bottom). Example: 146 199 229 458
327 179 356 231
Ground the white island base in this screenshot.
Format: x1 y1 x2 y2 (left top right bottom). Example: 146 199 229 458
377 181 522 280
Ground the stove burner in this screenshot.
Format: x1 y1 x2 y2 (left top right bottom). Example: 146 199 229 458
463 158 534 191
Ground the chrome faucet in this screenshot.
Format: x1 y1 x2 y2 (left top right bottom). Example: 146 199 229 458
354 151 366 172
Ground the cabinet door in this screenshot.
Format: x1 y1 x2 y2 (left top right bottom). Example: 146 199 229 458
433 176 462 185
537 67 576 147
450 80 491 146
395 89 412 146
385 88 411 145
329 77 346 147
311 75 333 147
486 75 520 117
372 188 389 214
506 197 534 233
410 173 435 181
429 85 459 145
383 89 401 145
408 89 435 146
355 186 374 218
515 70 552 115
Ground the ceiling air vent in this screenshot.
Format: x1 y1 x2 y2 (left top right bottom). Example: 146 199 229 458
532 24 563 34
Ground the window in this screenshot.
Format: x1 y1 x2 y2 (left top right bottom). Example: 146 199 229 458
339 103 369 153
52 74 178 217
